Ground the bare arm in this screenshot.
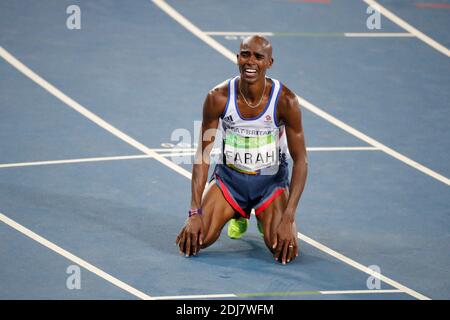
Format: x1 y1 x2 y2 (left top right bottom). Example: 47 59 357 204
190 90 224 209
176 86 226 256
272 87 308 263
280 89 308 223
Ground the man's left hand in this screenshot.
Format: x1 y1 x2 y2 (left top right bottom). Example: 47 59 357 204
272 216 298 264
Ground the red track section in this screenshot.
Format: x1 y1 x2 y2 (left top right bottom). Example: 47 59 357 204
416 2 450 9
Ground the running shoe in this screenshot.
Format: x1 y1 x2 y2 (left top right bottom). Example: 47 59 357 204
227 217 248 239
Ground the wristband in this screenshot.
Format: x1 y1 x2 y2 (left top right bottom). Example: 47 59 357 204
188 208 202 217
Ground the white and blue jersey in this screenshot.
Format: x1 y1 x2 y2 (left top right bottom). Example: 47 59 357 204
212 76 290 218
219 76 289 175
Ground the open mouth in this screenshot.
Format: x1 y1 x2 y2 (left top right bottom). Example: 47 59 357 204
243 68 257 77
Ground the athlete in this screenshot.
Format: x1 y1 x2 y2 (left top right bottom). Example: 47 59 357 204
176 35 308 264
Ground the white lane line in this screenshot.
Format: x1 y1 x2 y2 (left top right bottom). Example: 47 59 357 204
0 147 379 169
151 0 449 187
152 289 403 300
298 233 430 300
0 153 207 169
344 32 414 37
0 212 153 300
0 46 192 180
154 294 236 300
363 0 450 57
151 0 433 300
308 146 379 151
206 31 414 38
320 289 402 295
0 155 151 169
205 31 274 36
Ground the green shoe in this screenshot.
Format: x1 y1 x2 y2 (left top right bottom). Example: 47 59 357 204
228 217 248 239
257 220 264 236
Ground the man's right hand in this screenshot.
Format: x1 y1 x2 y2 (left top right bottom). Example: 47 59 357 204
175 215 204 257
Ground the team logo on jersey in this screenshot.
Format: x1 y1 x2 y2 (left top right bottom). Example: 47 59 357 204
264 115 272 123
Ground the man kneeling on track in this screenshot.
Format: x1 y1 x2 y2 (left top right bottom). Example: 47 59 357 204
176 35 308 264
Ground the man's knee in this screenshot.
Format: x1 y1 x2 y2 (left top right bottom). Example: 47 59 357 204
200 230 221 249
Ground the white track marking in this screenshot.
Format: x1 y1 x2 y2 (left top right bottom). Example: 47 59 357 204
151 0 450 187
344 32 414 37
320 289 402 295
298 233 430 300
307 146 379 151
0 155 151 169
152 289 403 300
206 31 413 38
0 46 192 180
363 0 450 57
205 31 274 36
154 293 236 300
0 213 153 300
152 0 433 300
0 147 378 169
